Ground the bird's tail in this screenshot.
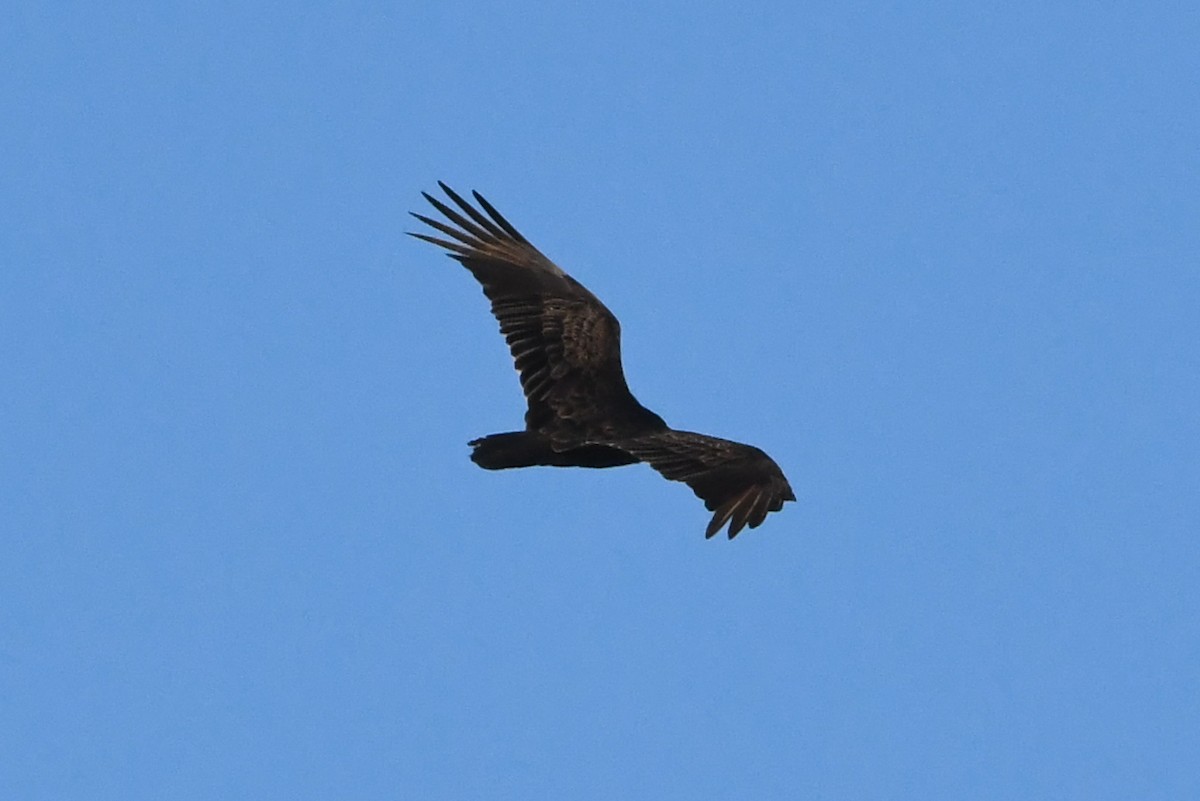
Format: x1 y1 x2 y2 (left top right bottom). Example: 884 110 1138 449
468 432 554 470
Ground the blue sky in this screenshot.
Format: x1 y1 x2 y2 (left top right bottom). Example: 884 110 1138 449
3 2 1198 798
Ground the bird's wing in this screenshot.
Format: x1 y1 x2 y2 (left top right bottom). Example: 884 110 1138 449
617 430 796 538
409 183 644 436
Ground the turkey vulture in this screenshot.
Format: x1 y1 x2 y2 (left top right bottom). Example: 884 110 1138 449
409 182 795 538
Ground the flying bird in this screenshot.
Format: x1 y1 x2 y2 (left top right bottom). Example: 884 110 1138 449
409 182 795 538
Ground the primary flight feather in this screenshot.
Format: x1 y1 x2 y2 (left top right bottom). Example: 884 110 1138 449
409 182 795 538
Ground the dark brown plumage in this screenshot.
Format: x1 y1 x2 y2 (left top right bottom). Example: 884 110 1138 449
410 182 795 538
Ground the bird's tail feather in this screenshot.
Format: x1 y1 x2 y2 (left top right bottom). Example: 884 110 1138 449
468 432 553 470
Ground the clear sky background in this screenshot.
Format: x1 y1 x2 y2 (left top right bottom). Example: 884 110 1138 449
3 3 1198 799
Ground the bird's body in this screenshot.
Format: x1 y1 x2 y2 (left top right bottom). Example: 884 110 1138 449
410 183 795 538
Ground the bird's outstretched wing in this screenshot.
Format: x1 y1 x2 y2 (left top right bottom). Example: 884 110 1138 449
617 430 796 538
408 182 652 438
